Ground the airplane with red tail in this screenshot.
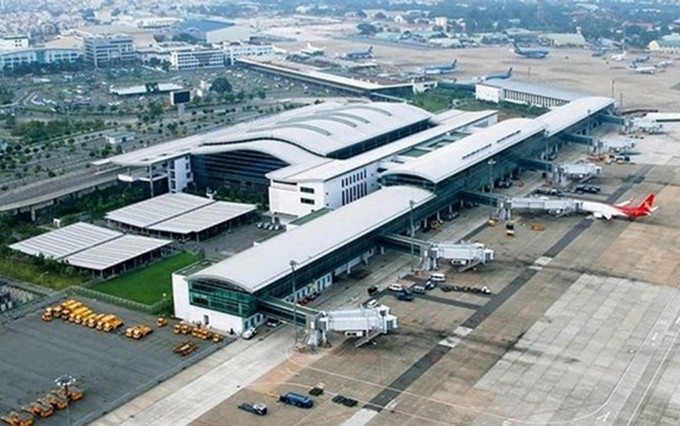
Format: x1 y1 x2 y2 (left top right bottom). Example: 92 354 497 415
581 194 657 220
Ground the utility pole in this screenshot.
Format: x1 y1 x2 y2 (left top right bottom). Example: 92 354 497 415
55 374 76 426
409 200 415 271
289 260 298 345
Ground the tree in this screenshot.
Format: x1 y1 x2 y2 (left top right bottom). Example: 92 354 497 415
210 77 233 94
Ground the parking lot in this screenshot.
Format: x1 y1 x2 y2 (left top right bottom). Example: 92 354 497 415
0 297 231 425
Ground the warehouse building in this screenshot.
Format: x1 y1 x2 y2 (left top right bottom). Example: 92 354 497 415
106 193 256 242
476 79 585 108
9 222 172 277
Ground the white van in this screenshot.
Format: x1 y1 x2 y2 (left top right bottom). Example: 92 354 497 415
388 283 403 292
366 299 379 309
430 272 446 282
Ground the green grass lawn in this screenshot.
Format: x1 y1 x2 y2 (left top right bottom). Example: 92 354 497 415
0 256 87 290
91 252 198 305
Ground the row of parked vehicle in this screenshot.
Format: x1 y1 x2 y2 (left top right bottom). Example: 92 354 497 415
256 222 283 231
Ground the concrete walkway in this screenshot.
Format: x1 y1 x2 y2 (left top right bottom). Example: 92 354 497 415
93 329 293 426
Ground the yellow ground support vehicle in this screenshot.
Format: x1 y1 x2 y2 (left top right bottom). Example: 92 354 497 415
59 300 83 320
212 333 223 344
51 386 84 402
71 308 92 324
95 315 112 330
68 307 90 322
96 315 116 330
103 317 123 332
78 312 98 326
191 327 212 340
22 400 53 418
173 341 198 356
156 317 168 327
125 325 153 340
42 393 68 410
41 311 53 322
173 323 191 335
1 410 34 426
87 313 106 328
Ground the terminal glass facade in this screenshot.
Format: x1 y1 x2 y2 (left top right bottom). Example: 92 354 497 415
188 279 258 318
191 150 288 193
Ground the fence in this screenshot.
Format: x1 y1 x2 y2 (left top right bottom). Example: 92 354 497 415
70 286 172 315
0 284 172 324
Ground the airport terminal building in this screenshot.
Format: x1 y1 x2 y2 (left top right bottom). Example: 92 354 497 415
155 96 617 333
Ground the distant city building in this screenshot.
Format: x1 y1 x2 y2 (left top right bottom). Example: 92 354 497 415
170 48 224 70
648 33 680 53
106 132 135 145
138 42 225 70
136 17 181 29
84 35 135 67
0 47 81 71
223 43 273 65
0 35 29 50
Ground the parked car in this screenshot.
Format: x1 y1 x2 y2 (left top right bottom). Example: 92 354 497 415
396 290 414 301
412 285 426 294
242 327 257 340
367 285 378 296
238 402 267 416
497 180 513 188
265 317 281 327
366 299 379 309
575 184 601 194
424 280 436 290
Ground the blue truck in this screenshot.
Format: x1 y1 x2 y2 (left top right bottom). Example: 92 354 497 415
279 392 314 409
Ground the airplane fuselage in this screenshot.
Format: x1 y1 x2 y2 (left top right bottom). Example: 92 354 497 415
581 201 652 220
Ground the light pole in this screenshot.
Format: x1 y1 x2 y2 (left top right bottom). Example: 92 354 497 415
409 200 415 271
289 260 299 345
610 79 616 99
487 159 496 216
55 374 75 426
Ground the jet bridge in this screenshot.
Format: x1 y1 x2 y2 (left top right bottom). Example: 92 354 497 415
427 242 495 272
259 297 398 349
500 197 584 220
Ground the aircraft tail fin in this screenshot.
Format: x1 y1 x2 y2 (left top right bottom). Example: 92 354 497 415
452 59 457 68
640 194 655 211
507 67 513 77
368 46 373 53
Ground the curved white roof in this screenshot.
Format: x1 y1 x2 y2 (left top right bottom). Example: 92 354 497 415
190 139 327 166
190 186 435 293
382 118 546 184
97 102 433 168
537 96 615 137
204 102 433 157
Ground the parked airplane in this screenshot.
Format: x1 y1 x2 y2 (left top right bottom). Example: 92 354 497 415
343 46 373 60
581 194 657 220
512 42 549 59
629 62 657 74
300 42 326 56
423 59 458 75
483 67 513 81
272 45 287 55
610 51 627 61
657 59 674 68
632 53 650 63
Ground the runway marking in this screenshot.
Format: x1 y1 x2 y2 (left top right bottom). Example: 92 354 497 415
597 411 610 422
